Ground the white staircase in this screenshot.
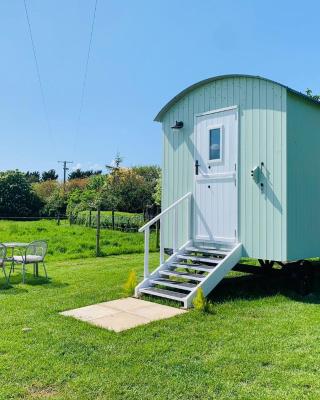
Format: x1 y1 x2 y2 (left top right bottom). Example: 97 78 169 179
135 193 243 308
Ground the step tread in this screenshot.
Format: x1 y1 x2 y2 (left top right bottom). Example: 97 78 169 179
140 287 187 300
160 270 205 282
150 278 196 290
178 255 220 264
172 262 215 272
185 246 229 256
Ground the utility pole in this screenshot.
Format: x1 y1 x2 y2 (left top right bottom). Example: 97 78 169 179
58 161 73 188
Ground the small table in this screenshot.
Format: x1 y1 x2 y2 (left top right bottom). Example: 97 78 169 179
4 242 29 250
2 242 39 277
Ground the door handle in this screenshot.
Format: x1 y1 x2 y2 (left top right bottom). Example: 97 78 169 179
195 160 200 175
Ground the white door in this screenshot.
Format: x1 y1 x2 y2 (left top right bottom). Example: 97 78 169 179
194 107 238 243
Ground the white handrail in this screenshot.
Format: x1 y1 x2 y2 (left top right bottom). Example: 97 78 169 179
139 192 192 232
140 192 192 279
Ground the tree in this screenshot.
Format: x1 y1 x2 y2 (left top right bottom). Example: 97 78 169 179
306 88 320 101
41 169 58 181
42 189 66 217
153 172 162 206
0 171 42 217
132 165 161 207
68 169 102 180
132 165 160 183
33 180 60 202
66 175 106 217
106 152 123 173
101 168 152 213
32 180 65 216
25 171 40 183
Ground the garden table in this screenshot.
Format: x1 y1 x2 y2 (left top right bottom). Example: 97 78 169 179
3 242 29 257
2 242 39 277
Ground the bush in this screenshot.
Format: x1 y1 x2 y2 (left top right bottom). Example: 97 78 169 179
193 288 209 312
0 171 42 217
123 270 137 296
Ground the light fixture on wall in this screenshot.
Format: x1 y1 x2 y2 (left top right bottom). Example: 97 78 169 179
171 121 184 130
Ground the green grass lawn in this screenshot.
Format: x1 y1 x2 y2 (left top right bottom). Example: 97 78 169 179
0 220 156 261
1 247 320 399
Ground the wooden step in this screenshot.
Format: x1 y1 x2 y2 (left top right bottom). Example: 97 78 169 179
185 246 228 256
150 278 196 291
160 270 205 282
140 287 187 301
177 255 220 264
172 263 215 272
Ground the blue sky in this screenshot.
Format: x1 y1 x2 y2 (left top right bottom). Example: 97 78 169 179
1 0 319 177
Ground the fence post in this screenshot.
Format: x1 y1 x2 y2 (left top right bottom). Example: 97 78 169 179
96 206 101 257
89 209 92 227
112 209 115 230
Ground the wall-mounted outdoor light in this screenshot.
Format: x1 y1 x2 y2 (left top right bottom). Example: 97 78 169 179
171 121 184 130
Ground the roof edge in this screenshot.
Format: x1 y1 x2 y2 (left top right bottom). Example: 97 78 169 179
154 74 320 122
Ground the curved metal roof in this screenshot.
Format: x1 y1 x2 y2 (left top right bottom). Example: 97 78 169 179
154 74 319 122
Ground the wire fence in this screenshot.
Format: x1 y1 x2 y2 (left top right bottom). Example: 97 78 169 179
0 216 67 221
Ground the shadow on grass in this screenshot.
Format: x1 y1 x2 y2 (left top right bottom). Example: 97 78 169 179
208 262 320 305
0 273 69 291
0 285 28 295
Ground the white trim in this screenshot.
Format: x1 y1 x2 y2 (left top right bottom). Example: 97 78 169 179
193 105 239 244
195 105 238 118
134 239 192 297
195 172 236 181
208 124 223 164
139 192 191 232
184 243 243 308
235 107 240 243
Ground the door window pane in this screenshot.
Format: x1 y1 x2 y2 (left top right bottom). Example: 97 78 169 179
209 128 221 160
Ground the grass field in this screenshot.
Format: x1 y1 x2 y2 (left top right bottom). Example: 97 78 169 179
1 253 320 399
1 221 320 399
0 220 156 261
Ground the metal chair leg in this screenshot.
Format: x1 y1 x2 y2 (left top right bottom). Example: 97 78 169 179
2 264 8 285
43 262 48 279
8 263 13 283
22 263 26 284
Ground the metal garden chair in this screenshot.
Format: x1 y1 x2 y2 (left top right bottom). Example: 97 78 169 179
0 243 9 285
10 240 48 283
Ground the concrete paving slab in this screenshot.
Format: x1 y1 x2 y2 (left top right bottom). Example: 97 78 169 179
90 311 150 332
99 297 153 312
132 304 185 320
61 298 186 332
61 304 120 321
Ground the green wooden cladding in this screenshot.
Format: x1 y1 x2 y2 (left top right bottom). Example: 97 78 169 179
158 75 320 261
287 92 320 260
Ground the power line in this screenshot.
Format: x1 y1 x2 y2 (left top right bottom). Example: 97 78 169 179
73 0 98 157
23 0 55 149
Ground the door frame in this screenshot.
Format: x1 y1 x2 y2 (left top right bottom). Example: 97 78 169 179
193 105 239 244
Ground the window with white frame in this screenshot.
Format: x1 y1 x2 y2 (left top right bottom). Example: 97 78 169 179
209 127 222 161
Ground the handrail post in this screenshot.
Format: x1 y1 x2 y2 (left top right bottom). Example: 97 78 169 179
188 194 191 240
160 216 164 265
173 208 178 253
144 228 150 278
